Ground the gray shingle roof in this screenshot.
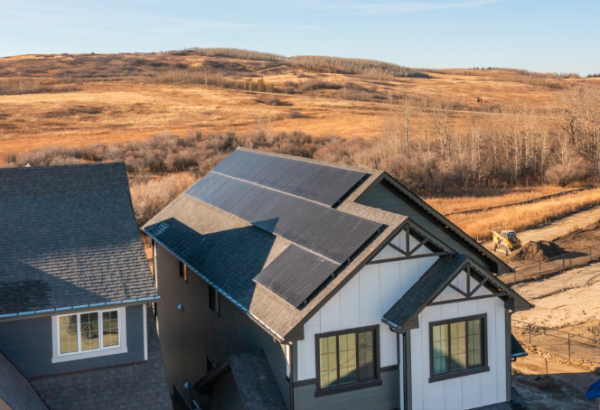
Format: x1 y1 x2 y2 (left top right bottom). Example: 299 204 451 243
383 255 532 330
0 351 48 410
144 148 527 340
228 351 287 410
0 163 158 317
144 150 407 340
193 351 287 410
383 255 468 330
30 307 172 410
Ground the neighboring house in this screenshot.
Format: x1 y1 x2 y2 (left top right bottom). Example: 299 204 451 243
143 148 532 410
0 163 172 410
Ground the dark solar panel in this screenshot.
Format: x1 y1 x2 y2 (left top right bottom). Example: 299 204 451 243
186 172 381 264
212 150 367 206
254 245 339 307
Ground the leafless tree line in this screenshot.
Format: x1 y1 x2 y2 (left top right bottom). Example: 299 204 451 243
376 85 600 191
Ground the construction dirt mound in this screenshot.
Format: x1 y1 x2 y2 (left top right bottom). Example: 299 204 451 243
509 241 564 262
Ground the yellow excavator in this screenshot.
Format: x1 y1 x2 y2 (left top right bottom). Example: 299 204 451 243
492 229 522 255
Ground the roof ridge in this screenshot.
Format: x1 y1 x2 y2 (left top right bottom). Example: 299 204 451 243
236 147 377 174
0 162 125 173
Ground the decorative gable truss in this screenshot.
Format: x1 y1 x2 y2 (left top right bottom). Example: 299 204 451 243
429 264 507 306
367 224 449 265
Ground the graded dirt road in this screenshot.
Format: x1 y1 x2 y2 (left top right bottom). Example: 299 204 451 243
483 205 600 253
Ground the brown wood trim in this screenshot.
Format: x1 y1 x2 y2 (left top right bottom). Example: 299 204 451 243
314 379 383 397
367 251 448 265
448 283 468 297
374 176 511 274
428 292 507 307
380 364 399 373
429 366 490 383
428 314 488 384
293 378 316 388
314 325 381 397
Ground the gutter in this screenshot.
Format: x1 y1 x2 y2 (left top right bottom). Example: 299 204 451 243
0 296 160 322
146 233 285 342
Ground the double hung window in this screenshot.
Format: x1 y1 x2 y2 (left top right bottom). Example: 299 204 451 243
430 314 487 382
316 326 379 395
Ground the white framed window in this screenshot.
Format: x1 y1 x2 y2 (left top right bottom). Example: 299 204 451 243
52 307 127 363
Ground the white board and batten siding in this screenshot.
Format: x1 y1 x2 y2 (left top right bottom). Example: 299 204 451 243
409 296 507 410
296 230 439 381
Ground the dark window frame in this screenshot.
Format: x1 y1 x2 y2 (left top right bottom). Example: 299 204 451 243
428 313 489 383
314 325 382 397
179 261 188 282
208 285 220 315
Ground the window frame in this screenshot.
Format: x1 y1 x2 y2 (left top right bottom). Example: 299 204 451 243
179 261 188 282
314 325 382 397
52 307 128 363
428 313 489 383
208 285 220 315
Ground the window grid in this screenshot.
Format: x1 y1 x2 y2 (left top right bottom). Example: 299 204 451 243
317 328 377 391
58 310 120 356
431 316 485 378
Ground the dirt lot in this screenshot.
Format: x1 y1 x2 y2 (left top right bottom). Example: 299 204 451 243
512 264 600 335
512 353 599 410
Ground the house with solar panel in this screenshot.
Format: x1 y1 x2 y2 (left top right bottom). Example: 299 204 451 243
143 148 532 410
0 163 172 410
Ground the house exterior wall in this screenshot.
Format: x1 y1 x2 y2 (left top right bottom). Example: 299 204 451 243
409 297 507 410
154 243 289 409
0 304 145 378
294 369 400 410
293 231 437 410
296 246 438 381
357 181 508 274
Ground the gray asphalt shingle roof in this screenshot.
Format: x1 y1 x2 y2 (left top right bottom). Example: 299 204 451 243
30 307 172 410
0 351 48 410
383 255 468 330
228 351 287 410
144 149 407 340
383 255 532 331
0 163 158 317
144 148 526 340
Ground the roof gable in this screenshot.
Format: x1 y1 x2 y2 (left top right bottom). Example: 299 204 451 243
356 175 513 274
383 255 532 331
0 163 157 317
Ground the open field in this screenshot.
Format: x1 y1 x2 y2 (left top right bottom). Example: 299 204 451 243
425 186 579 215
447 189 600 241
1 50 598 159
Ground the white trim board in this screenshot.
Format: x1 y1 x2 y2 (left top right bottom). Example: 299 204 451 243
51 306 128 363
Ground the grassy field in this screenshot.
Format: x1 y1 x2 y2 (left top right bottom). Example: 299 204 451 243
425 186 578 215
1 50 597 157
447 188 600 241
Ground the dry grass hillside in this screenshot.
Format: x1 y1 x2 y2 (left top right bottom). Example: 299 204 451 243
1 49 598 156
3 48 600 240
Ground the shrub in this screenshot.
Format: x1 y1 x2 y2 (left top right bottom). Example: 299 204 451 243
545 158 593 186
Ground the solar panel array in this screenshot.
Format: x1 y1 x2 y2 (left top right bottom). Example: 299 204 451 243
254 245 338 308
185 151 382 307
213 150 367 206
186 172 381 265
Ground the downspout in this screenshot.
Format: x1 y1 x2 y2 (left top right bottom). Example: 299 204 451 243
403 331 411 410
289 343 295 410
390 326 410 410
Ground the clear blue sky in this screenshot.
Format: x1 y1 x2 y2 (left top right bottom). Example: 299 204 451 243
1 0 598 75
